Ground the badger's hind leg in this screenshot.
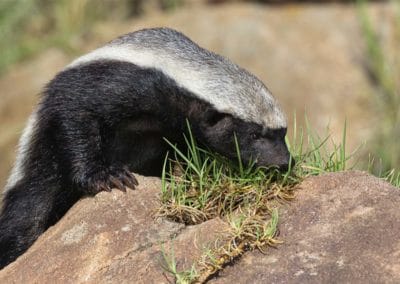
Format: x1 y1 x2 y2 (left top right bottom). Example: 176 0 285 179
0 176 81 269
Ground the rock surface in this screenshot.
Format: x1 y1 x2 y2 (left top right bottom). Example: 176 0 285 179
0 175 230 283
0 171 398 283
212 171 400 284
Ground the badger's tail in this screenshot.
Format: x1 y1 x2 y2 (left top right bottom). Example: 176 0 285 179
0 173 81 269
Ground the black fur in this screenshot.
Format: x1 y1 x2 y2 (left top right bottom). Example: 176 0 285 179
0 60 290 268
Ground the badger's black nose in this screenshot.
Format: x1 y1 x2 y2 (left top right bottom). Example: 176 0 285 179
277 156 296 172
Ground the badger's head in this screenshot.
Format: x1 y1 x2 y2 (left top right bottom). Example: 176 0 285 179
195 98 291 171
192 59 292 171
198 114 290 171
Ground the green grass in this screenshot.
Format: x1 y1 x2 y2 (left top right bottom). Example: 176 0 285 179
368 158 400 188
287 116 354 177
161 245 198 284
158 116 398 282
158 119 351 283
158 121 297 225
383 169 400 187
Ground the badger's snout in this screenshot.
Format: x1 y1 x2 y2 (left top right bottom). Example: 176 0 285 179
275 156 295 172
251 137 293 171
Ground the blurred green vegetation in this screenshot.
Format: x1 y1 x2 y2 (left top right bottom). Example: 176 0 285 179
0 0 183 73
358 0 400 178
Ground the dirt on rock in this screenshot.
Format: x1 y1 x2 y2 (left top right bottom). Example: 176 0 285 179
0 171 398 283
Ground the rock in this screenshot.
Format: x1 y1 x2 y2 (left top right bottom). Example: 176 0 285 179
0 175 230 283
211 171 400 283
0 171 398 283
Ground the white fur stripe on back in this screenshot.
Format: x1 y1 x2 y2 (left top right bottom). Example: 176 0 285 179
5 111 37 191
67 41 287 129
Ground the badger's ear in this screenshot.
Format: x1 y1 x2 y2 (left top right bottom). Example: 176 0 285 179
203 108 230 127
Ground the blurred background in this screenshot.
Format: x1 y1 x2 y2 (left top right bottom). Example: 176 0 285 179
0 0 398 189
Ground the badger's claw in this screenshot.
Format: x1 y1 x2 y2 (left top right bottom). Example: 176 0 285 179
118 168 139 190
84 166 138 195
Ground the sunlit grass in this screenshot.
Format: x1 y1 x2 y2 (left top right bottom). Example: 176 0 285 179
161 245 198 284
383 169 400 187
287 116 354 177
159 119 351 283
368 156 400 188
158 121 298 225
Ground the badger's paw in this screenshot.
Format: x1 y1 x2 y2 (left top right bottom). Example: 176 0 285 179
83 166 139 194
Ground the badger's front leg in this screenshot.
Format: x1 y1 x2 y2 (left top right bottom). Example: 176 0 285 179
57 115 138 195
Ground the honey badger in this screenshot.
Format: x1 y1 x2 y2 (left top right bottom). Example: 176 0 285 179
0 28 290 268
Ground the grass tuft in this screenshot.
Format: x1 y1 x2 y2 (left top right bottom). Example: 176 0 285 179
159 119 352 282
287 116 355 177
196 208 280 283
383 169 400 187
161 245 198 284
